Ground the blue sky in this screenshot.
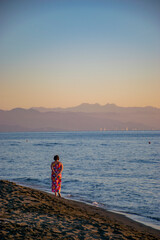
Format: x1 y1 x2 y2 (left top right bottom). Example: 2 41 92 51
1 0 160 109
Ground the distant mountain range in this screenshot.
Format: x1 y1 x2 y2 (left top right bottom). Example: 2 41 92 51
31 103 160 113
0 103 160 132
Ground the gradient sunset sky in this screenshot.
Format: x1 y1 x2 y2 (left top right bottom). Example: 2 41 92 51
1 0 160 110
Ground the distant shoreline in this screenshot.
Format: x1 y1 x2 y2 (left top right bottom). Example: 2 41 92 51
1 104 160 131
0 130 160 133
0 180 160 239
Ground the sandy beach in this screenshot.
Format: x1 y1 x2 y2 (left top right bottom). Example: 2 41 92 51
0 180 159 240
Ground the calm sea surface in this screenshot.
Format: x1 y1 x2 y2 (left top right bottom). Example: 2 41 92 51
0 131 160 229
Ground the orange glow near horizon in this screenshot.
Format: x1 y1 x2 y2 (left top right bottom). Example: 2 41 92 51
1 0 160 110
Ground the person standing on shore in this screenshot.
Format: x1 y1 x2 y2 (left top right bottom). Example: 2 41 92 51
51 155 63 197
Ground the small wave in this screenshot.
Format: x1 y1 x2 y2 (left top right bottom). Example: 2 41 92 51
1 157 8 161
34 142 80 147
13 177 40 183
113 209 160 227
10 143 20 146
33 142 63 147
92 201 99 206
63 179 81 184
121 211 160 230
63 195 105 209
12 177 50 186
146 216 160 222
138 159 156 164
12 177 51 191
67 143 77 146
66 194 73 198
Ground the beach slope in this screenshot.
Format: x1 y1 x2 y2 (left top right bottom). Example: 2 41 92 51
0 180 159 239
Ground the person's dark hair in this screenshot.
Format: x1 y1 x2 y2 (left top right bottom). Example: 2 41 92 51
54 155 59 161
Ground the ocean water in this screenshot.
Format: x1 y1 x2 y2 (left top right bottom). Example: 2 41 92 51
0 131 160 230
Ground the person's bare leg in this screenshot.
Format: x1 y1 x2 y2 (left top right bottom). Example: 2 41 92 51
55 192 57 197
58 191 61 197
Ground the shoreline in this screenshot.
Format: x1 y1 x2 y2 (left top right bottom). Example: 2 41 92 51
10 179 160 231
0 180 160 239
64 197 160 231
110 210 160 232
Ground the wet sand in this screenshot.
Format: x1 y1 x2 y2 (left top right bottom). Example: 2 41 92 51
0 180 159 239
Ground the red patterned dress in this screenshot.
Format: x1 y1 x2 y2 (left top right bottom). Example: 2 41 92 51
51 161 63 193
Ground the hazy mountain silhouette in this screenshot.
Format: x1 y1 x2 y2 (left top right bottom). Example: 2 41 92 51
0 104 160 132
31 103 123 112
32 103 160 113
